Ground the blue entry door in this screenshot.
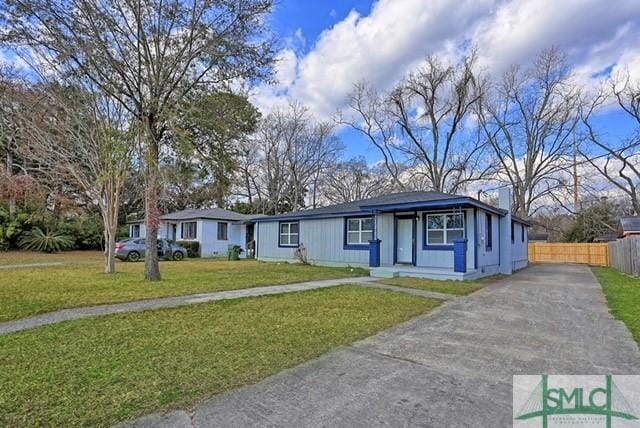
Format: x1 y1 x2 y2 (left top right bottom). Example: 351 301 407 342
396 218 414 264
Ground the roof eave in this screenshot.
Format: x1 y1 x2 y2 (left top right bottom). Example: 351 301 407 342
253 210 368 222
360 197 507 217
160 216 247 222
511 215 533 227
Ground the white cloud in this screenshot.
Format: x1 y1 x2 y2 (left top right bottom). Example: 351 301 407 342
254 0 495 118
474 0 640 74
252 0 640 119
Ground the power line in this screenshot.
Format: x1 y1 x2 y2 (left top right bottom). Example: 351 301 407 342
478 150 628 195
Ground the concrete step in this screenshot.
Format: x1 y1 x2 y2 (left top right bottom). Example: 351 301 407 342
370 266 481 281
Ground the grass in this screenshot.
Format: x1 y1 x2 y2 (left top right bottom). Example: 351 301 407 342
376 276 498 296
0 286 439 427
592 267 640 344
0 250 103 266
0 251 368 322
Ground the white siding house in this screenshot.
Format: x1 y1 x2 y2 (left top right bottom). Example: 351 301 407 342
255 188 530 280
128 208 258 258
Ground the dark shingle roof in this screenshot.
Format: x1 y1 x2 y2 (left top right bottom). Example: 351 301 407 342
160 208 253 222
528 232 549 241
619 217 640 234
594 232 618 242
262 191 458 220
257 191 518 222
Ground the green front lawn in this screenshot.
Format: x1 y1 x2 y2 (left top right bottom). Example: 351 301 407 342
0 286 439 427
592 267 640 344
377 276 497 296
0 251 368 322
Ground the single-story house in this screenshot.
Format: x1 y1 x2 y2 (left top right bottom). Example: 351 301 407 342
617 217 640 239
128 208 259 258
253 188 530 280
528 231 549 243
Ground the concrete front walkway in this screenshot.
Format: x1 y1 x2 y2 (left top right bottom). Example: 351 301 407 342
0 276 378 335
122 264 640 428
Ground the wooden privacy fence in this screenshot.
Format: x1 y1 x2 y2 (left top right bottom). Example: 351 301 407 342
528 242 610 266
608 237 640 277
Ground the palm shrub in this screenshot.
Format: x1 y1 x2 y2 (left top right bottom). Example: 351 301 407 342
19 227 73 253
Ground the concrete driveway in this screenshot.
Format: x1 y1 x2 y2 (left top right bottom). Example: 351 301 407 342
126 264 640 427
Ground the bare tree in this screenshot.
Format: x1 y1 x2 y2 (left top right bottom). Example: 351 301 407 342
477 48 583 217
340 52 490 194
338 83 407 189
236 103 342 214
2 0 274 280
290 119 342 209
0 67 26 218
236 138 265 210
390 52 491 193
15 86 132 273
322 158 394 204
580 76 640 215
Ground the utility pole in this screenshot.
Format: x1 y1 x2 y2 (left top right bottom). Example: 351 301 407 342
573 138 580 212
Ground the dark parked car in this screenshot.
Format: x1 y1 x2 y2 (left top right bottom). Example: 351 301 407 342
115 238 188 262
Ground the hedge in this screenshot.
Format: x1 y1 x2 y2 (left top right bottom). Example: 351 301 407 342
176 240 200 258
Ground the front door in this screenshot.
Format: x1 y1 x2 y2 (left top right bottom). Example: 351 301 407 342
396 217 414 264
245 223 255 259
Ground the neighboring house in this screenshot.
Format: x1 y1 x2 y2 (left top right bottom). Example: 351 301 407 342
617 217 640 239
528 232 549 243
594 232 618 242
253 188 530 280
127 208 260 258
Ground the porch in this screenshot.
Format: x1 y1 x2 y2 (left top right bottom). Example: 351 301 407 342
370 265 484 281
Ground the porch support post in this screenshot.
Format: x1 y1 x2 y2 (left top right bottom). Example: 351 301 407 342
369 210 381 267
453 239 467 273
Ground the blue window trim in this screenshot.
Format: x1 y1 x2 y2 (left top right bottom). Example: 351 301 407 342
485 213 493 252
422 211 467 251
278 220 299 248
343 215 373 250
521 223 525 242
511 221 515 243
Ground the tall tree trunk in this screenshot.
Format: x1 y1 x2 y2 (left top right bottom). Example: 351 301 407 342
104 227 116 273
101 180 119 274
144 119 161 281
6 147 16 219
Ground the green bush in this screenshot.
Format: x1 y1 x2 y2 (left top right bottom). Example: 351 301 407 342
58 215 104 250
0 209 107 251
176 240 200 258
116 224 130 241
0 210 32 251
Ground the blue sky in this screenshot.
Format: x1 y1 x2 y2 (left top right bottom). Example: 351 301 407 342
3 0 637 163
271 0 374 49
269 0 377 160
253 0 640 163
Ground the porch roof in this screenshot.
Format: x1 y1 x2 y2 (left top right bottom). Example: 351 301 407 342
360 196 506 217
